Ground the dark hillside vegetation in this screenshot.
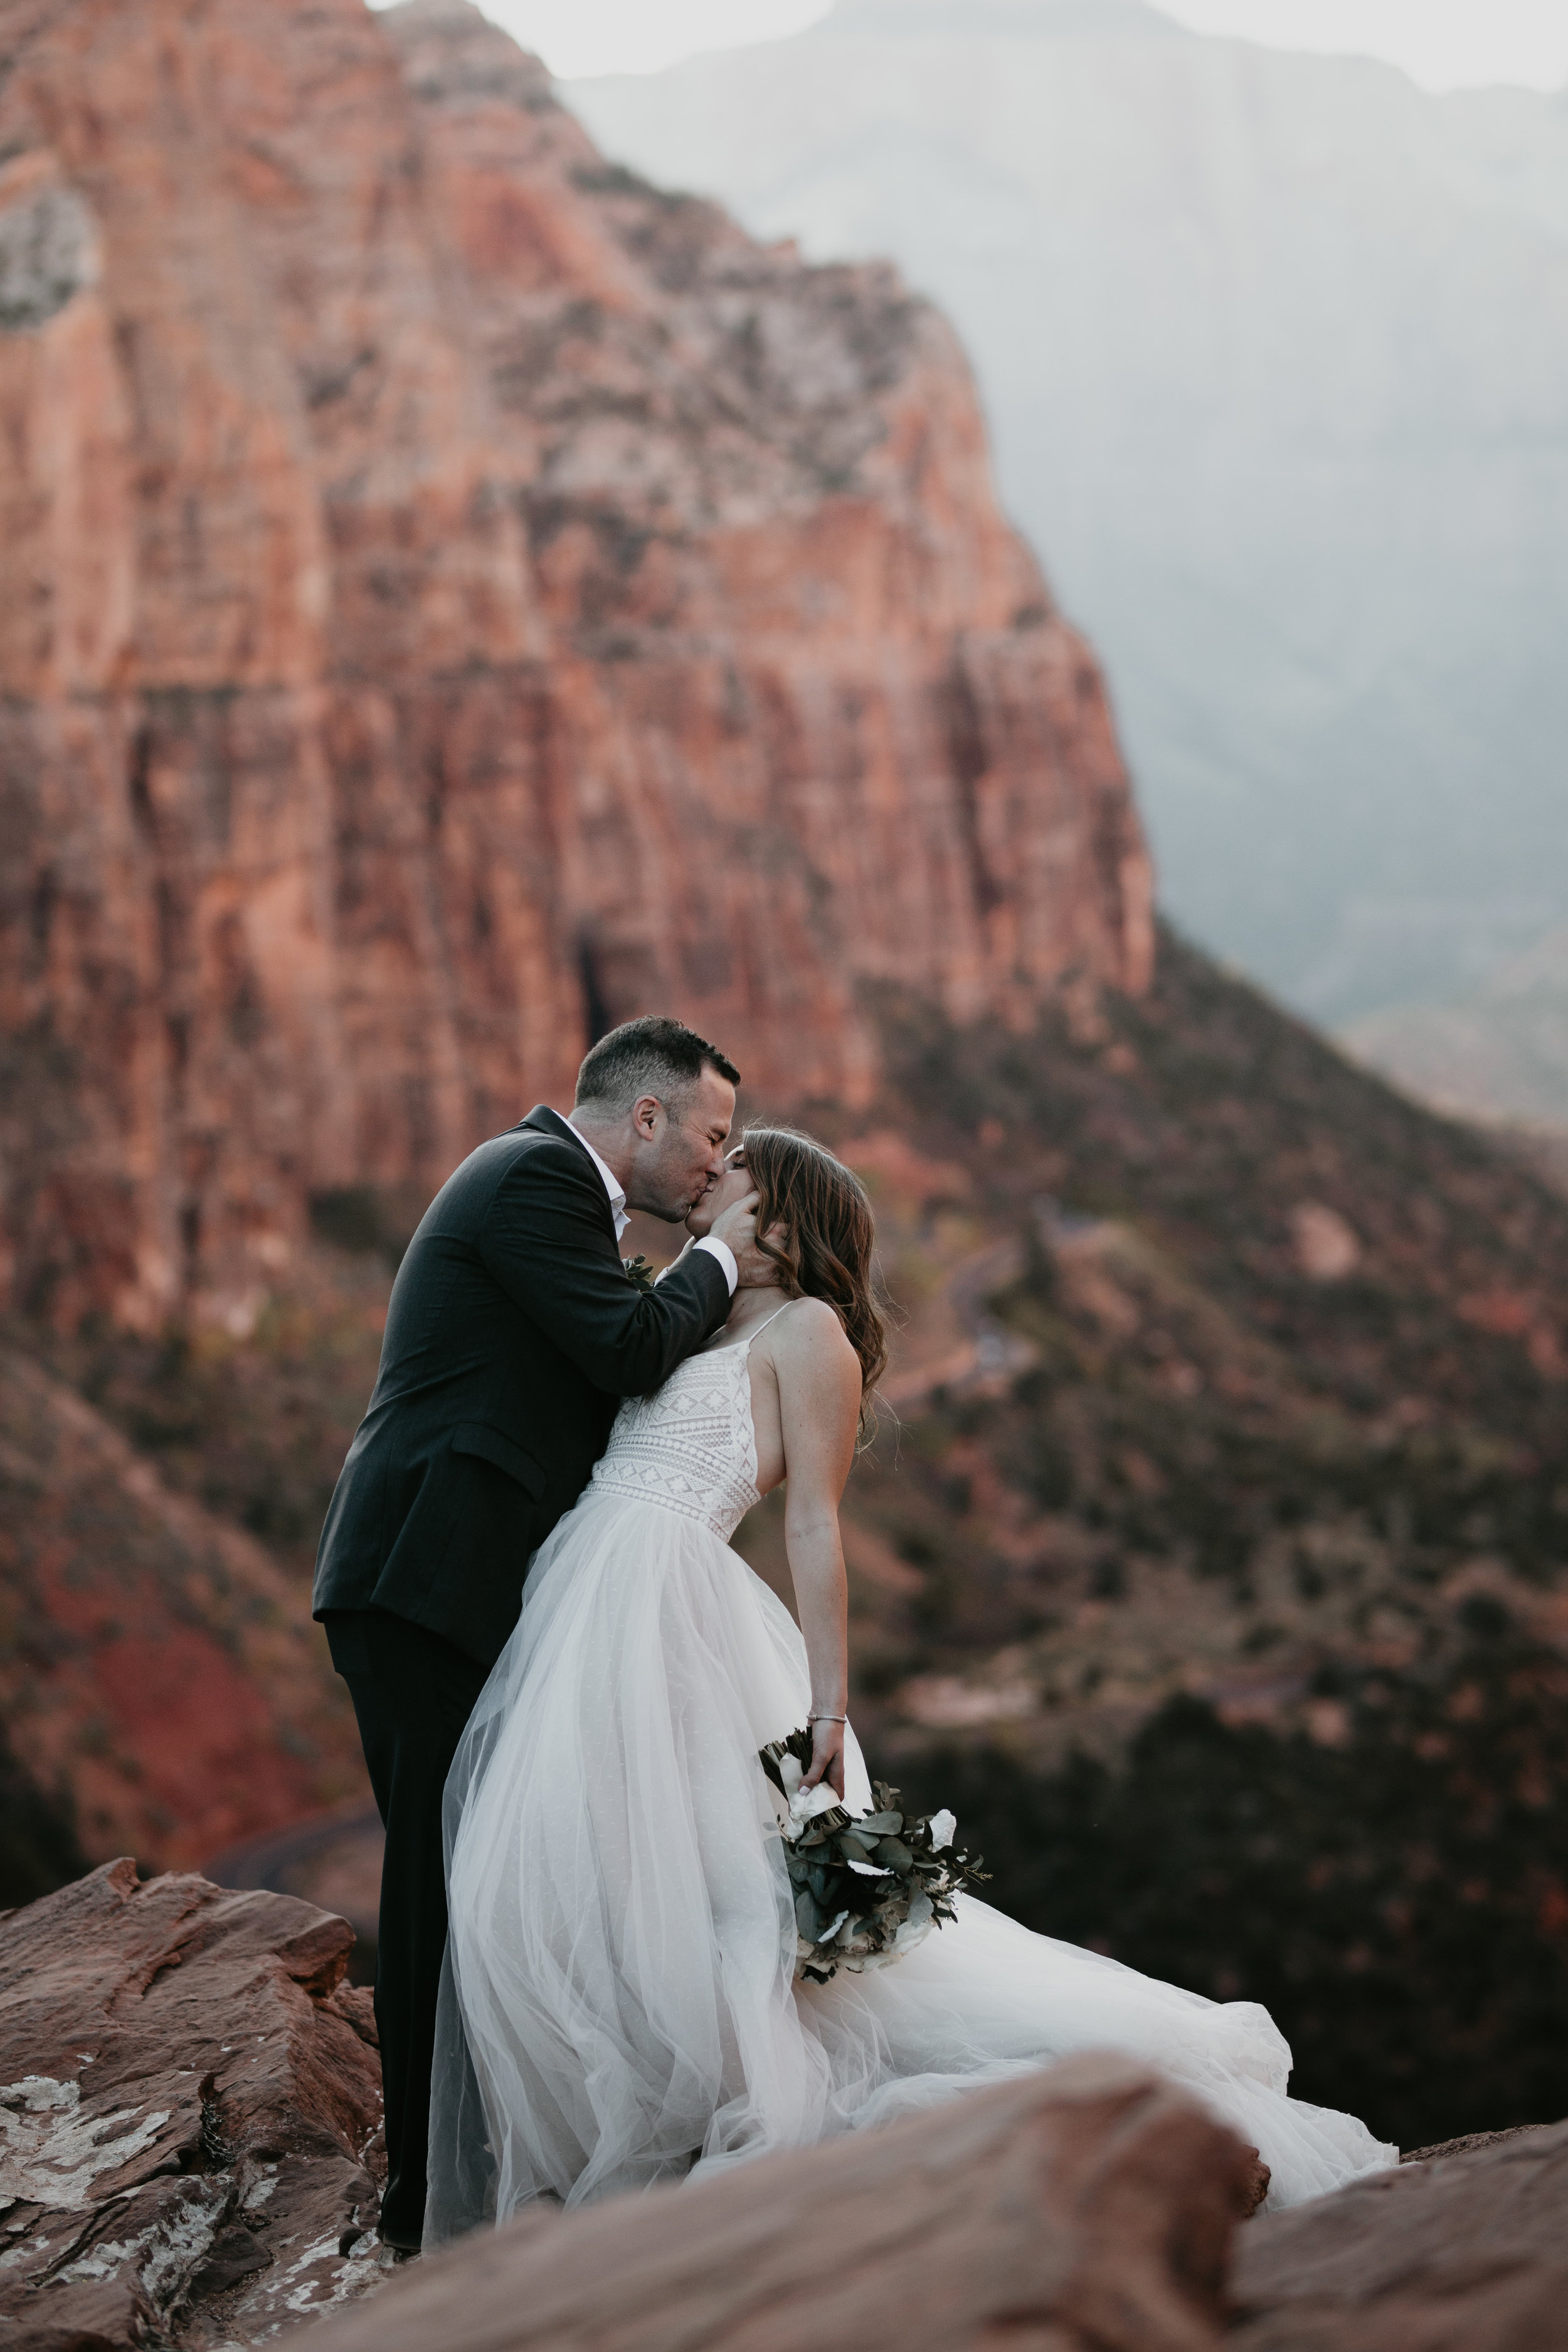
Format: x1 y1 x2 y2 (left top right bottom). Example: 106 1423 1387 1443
829 933 1568 1721
0 1727 88 1910
898 1620 1568 2151
886 926 1568 1428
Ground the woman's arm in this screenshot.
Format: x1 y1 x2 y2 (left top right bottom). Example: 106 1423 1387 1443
772 1301 864 1799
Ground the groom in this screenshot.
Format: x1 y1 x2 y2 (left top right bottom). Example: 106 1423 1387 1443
313 1015 756 2251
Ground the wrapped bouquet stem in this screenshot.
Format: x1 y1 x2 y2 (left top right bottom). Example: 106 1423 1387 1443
759 1727 989 1984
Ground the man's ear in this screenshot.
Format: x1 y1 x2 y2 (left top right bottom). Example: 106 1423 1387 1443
631 1093 662 1142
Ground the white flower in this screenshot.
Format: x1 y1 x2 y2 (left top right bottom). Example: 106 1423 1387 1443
891 1914 934 1956
928 1808 956 1851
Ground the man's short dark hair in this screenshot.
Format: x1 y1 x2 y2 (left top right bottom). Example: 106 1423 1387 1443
574 1015 740 1114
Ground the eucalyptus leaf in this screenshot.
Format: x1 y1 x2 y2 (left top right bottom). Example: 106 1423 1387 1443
838 1832 881 1863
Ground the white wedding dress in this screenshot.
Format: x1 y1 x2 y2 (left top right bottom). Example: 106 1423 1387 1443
425 1309 1396 2241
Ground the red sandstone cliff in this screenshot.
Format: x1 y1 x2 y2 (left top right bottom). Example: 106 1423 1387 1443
0 0 1152 1332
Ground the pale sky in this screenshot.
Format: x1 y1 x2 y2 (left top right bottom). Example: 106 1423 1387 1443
418 0 1568 90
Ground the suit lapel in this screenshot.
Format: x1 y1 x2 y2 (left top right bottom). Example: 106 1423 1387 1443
521 1104 620 1249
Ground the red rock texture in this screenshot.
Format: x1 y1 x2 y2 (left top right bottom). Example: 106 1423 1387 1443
0 1344 364 1872
1229 2119 1568 2349
312 2054 1255 2352
2 1867 1562 2352
0 1861 386 2346
0 0 1152 1332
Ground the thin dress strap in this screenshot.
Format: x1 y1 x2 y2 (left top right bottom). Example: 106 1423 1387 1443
705 1300 794 1357
744 1301 793 1350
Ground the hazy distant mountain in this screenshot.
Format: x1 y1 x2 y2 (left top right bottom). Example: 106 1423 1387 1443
1345 926 1568 1132
570 0 1568 1027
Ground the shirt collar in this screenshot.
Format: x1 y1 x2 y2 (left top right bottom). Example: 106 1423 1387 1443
564 1115 629 1239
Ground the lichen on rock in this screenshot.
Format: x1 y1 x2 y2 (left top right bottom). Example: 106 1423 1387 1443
0 1860 387 2346
0 181 96 332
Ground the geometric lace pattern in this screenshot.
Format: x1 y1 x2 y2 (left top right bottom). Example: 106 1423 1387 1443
588 1335 766 1542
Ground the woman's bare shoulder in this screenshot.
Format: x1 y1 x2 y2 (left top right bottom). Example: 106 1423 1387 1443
768 1296 859 1370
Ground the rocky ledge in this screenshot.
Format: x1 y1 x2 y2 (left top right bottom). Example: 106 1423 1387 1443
1233 2119 1568 2349
2 1865 1563 2351
314 2052 1258 2352
0 1861 385 2346
307 2090 1568 2352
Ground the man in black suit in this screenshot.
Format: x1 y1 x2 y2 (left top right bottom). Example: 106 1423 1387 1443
313 1015 755 2250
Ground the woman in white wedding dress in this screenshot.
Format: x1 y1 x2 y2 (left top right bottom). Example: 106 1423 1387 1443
426 1130 1396 2242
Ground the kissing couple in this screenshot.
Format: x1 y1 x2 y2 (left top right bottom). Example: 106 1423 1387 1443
313 1015 1394 2252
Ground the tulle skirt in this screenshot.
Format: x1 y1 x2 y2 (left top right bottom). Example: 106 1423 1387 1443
425 1491 1396 2240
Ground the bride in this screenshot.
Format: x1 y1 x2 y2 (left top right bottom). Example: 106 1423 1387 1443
426 1128 1395 2240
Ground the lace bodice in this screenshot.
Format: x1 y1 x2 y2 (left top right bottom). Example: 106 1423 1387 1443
588 1311 787 1542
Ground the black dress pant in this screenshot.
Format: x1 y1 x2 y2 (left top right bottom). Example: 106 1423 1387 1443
326 1608 490 2250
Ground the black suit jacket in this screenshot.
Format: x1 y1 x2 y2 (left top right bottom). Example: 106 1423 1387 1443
312 1106 731 1665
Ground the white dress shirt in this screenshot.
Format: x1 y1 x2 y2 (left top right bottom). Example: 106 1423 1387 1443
565 1117 737 1294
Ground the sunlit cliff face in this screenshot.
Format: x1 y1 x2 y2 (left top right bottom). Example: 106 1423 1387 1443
568 8 1568 1040
0 0 1150 1333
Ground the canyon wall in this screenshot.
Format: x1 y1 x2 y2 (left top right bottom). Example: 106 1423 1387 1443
0 0 1151 1332
573 0 1568 1033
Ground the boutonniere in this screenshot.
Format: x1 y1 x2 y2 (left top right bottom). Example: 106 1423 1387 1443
622 1254 657 1293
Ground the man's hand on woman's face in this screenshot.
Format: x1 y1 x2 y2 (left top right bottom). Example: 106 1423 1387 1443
707 1189 760 1259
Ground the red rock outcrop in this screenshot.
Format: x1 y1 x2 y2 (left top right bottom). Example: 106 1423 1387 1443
0 1861 385 2346
1230 2119 1568 2349
0 0 1152 1332
312 2054 1254 2352
6 1859 1566 2352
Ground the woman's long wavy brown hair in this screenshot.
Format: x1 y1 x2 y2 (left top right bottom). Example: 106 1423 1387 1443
741 1127 887 1441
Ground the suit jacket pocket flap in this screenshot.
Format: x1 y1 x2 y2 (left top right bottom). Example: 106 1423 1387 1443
450 1422 546 1499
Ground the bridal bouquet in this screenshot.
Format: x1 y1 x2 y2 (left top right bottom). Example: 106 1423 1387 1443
759 1727 988 1984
